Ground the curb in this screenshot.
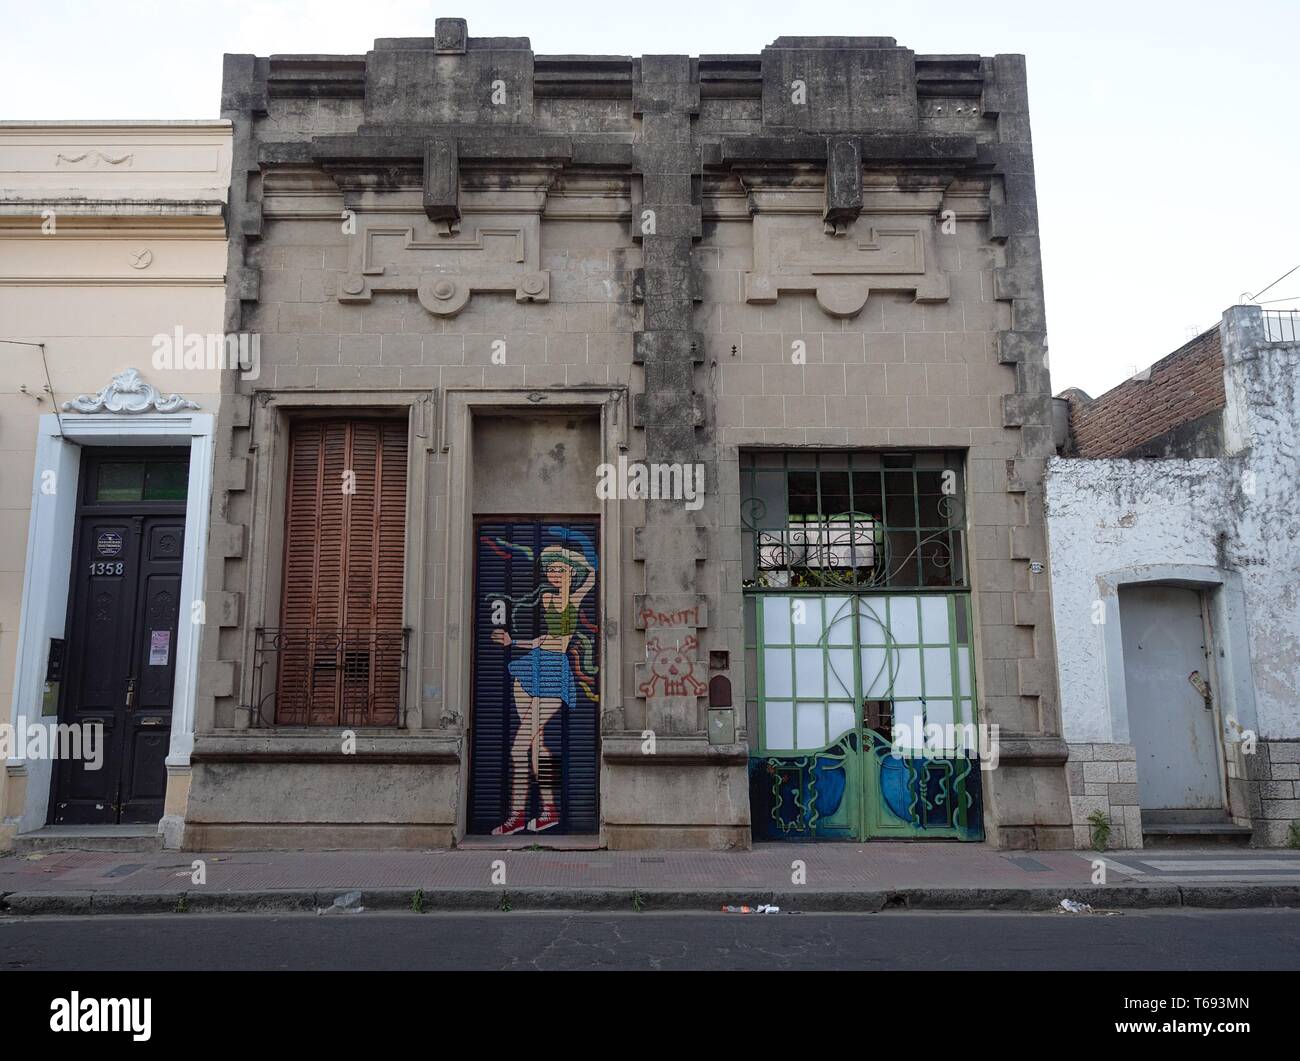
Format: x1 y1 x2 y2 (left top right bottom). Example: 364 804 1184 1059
3 884 1299 916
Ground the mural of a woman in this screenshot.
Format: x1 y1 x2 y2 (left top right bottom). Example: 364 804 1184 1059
481 526 598 835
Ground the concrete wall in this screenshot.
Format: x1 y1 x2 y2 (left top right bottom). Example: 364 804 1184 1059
0 121 231 848
472 413 602 515
1047 305 1300 847
187 21 1070 850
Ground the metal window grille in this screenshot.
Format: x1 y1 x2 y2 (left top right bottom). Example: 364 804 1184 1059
740 450 966 591
252 626 410 727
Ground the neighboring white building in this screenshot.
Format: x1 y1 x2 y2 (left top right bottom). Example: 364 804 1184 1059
0 121 231 851
1047 304 1300 848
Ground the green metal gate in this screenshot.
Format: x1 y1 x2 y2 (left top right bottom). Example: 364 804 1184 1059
740 450 985 841
747 592 984 841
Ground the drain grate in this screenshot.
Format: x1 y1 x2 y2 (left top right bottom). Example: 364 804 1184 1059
101 863 147 878
1003 855 1051 873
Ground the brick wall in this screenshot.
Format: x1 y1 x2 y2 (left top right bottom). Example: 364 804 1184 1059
1066 327 1224 457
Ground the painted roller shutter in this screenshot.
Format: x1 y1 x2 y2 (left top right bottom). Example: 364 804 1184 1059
469 520 599 835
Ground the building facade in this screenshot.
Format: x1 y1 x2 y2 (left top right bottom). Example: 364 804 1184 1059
1048 305 1300 848
184 20 1070 850
0 121 231 850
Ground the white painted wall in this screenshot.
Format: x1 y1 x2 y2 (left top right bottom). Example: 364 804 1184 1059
0 121 229 844
1047 307 1300 743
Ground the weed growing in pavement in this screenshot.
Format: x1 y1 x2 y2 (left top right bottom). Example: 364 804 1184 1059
1088 810 1112 851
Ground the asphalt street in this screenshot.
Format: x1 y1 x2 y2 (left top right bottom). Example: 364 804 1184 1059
3 909 1299 970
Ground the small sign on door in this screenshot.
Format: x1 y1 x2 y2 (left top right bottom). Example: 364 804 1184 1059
149 630 171 667
96 531 123 557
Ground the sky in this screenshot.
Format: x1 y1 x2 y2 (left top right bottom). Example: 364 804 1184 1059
3 0 1297 397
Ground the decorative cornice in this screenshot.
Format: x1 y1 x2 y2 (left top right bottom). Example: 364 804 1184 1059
62 368 200 414
0 121 232 134
0 205 226 225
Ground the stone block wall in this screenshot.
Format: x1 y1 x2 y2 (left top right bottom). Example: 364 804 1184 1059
186 22 1071 849
1243 741 1300 847
1064 742 1141 848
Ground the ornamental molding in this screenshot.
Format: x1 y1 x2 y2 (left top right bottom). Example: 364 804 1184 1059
338 212 549 318
62 368 200 414
55 150 134 167
730 176 962 319
745 212 950 318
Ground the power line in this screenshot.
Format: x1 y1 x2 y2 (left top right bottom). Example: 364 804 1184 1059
1 338 63 438
1244 263 1300 302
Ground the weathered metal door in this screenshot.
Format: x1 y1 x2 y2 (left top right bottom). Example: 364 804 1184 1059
469 521 599 835
53 452 187 825
1121 585 1222 810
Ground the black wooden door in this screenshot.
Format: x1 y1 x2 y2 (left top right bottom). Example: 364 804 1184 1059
52 455 186 825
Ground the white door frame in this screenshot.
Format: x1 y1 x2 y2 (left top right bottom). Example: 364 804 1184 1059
4 409 214 834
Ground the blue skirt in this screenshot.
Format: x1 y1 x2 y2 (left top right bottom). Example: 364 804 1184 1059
508 647 577 708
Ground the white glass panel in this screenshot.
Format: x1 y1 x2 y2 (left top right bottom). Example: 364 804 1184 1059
925 698 956 729
958 701 978 753
823 597 854 644
892 647 923 697
792 598 822 644
795 702 826 749
764 700 794 749
764 649 793 697
888 596 921 645
957 646 972 697
923 647 953 697
857 597 889 645
794 648 825 697
762 596 791 644
893 701 926 752
827 702 856 744
860 646 892 698
951 716 978 754
826 648 855 697
920 595 950 644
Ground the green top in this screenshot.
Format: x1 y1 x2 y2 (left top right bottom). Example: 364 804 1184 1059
543 602 577 636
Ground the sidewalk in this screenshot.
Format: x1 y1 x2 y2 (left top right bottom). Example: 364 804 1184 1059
3 844 1299 916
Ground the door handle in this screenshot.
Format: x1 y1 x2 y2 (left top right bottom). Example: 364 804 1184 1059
125 677 136 709
1189 670 1212 710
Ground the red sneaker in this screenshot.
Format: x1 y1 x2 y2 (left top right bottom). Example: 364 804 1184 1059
491 812 529 836
529 804 561 832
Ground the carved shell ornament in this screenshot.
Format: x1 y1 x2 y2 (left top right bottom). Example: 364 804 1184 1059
62 368 199 414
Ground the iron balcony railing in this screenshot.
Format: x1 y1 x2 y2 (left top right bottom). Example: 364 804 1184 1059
1262 310 1300 343
251 626 410 727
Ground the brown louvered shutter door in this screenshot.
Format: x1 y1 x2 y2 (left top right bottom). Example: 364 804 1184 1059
277 418 407 725
370 419 408 724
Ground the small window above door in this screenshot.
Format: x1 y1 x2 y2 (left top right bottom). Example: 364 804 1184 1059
94 459 189 502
